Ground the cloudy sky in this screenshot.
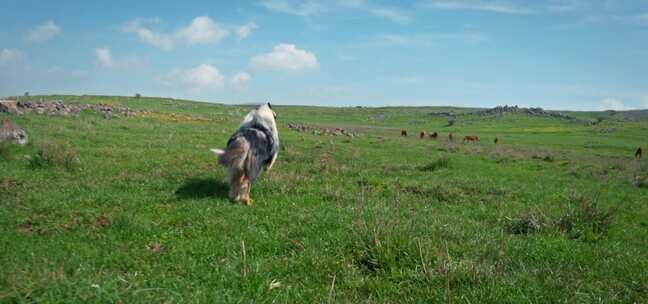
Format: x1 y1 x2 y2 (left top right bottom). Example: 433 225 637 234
1 0 648 110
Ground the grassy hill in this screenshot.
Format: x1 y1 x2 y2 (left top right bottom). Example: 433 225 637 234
1 95 647 303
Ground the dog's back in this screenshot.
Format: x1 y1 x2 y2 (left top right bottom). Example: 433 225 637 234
220 127 275 183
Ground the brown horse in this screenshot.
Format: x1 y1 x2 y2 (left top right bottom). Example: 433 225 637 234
420 131 426 139
636 147 643 160
463 135 480 143
430 132 438 140
494 137 499 144
401 129 407 137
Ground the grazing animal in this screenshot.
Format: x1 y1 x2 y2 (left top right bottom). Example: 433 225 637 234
420 131 426 139
636 147 643 160
448 133 454 142
494 137 499 144
211 103 279 205
401 129 408 137
463 135 480 143
430 132 438 140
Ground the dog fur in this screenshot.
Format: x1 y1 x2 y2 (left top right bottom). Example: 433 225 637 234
211 103 278 205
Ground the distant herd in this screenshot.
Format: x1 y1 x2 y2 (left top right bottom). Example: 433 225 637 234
400 129 642 160
403 129 486 144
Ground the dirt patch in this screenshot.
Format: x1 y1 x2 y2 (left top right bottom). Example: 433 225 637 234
146 242 164 253
0 178 18 192
93 214 112 230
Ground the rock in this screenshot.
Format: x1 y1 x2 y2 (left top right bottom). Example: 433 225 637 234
0 120 28 145
0 100 18 114
479 105 575 120
12 100 139 118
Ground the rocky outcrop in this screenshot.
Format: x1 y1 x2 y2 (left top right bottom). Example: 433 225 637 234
479 105 574 120
1 100 138 118
0 120 28 145
0 100 19 114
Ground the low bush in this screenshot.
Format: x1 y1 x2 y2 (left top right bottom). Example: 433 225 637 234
30 141 80 171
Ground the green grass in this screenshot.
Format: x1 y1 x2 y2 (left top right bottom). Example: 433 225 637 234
1 95 647 303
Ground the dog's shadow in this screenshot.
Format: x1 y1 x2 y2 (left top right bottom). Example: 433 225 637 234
175 177 229 200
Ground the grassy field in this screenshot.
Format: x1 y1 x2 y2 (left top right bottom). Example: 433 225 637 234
1 95 647 303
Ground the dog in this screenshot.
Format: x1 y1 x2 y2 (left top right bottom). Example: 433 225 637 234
430 132 438 140
401 129 407 137
211 103 278 205
420 131 426 139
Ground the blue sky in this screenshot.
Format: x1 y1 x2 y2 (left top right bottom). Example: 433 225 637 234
1 0 648 110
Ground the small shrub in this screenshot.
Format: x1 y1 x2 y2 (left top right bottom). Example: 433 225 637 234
135 93 141 98
351 218 417 275
633 175 648 188
1 177 17 193
506 196 614 241
420 156 450 172
555 196 614 240
532 153 553 162
0 140 11 161
30 141 80 170
506 209 545 234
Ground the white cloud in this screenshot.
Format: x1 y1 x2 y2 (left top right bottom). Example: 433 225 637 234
122 16 228 50
258 1 411 23
369 7 411 24
0 49 24 66
162 64 225 90
236 22 258 41
95 48 113 67
122 18 175 50
547 0 589 13
251 44 319 71
257 1 328 16
187 64 225 88
176 16 229 45
26 20 61 42
231 72 251 89
337 0 368 9
599 98 631 111
424 0 534 14
381 34 415 45
379 31 488 46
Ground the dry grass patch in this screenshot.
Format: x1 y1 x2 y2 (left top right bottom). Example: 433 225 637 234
29 141 80 170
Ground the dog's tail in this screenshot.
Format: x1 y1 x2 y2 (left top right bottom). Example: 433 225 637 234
211 139 251 170
210 148 225 156
211 139 262 182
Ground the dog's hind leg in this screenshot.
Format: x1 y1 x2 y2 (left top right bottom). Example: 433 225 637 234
239 176 253 206
228 170 243 202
